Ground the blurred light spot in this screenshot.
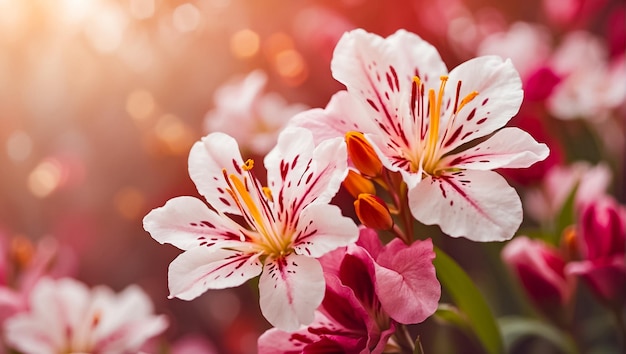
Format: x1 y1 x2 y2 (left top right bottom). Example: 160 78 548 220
83 3 128 53
0 0 27 43
6 130 33 162
274 49 308 86
264 32 294 58
129 0 154 20
114 187 145 220
154 114 194 154
126 89 155 121
230 29 260 58
10 235 34 270
59 0 95 27
207 290 241 327
28 159 63 198
173 3 200 33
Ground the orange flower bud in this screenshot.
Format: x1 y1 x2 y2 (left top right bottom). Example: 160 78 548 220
343 169 376 199
345 131 383 177
354 193 393 230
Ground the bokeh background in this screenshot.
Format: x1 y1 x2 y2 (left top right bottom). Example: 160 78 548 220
0 0 624 353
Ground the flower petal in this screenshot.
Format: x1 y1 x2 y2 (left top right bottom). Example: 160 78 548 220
440 127 549 170
143 196 244 250
438 56 523 154
259 254 324 331
373 238 440 324
292 203 359 258
409 170 522 241
332 29 447 152
288 90 377 144
168 247 262 301
265 127 348 216
188 132 246 215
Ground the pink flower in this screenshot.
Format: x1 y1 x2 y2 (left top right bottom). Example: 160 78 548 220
258 228 439 353
292 29 549 241
143 127 358 331
204 70 308 155
566 197 626 309
502 236 573 317
3 277 168 354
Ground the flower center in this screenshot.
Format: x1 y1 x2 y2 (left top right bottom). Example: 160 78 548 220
222 159 292 257
411 75 478 176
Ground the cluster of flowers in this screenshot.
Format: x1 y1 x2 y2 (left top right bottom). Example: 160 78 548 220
143 28 559 352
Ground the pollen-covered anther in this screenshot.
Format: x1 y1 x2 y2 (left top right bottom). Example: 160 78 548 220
354 193 394 230
343 169 376 199
345 131 383 177
561 225 579 261
242 159 254 171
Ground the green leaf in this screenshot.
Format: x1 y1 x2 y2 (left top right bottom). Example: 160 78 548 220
413 336 425 354
434 303 472 335
552 183 578 245
499 316 578 354
433 247 504 354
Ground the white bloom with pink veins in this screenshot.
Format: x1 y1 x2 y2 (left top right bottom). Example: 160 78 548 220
143 127 358 331
293 29 549 242
4 277 168 354
547 31 626 121
204 70 308 155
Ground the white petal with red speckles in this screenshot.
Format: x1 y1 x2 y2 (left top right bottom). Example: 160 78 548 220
143 196 245 250
292 203 359 258
265 127 348 217
409 170 522 241
440 127 549 170
438 56 523 154
168 247 262 301
188 132 246 216
332 29 448 147
259 254 325 331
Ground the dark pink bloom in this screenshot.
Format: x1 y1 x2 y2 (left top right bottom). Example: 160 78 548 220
257 228 440 353
566 197 626 309
502 236 573 317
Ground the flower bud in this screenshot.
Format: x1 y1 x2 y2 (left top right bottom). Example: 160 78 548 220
345 131 383 177
343 169 376 199
566 197 626 309
354 194 393 230
502 236 572 320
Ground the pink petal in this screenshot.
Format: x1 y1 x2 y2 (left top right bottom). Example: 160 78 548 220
355 227 384 259
331 29 447 152
440 127 549 170
187 133 246 216
258 254 324 331
373 238 440 324
143 196 244 251
409 170 522 241
265 127 348 216
168 247 262 301
292 203 358 258
439 56 523 154
289 91 377 144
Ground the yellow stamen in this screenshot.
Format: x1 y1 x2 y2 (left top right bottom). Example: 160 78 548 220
426 76 448 161
413 75 421 86
456 91 479 113
242 159 254 171
229 174 269 236
262 186 273 202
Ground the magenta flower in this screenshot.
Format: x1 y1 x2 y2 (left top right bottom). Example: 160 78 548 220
502 236 573 317
143 127 358 331
4 277 168 354
292 29 549 241
258 228 440 353
566 197 626 309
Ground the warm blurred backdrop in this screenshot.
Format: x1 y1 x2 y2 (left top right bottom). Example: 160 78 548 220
0 0 624 353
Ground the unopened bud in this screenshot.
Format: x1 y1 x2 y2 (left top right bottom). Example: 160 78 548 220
343 169 376 199
354 194 393 230
345 131 383 177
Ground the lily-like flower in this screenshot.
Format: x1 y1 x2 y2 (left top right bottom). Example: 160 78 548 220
4 277 168 354
143 127 358 331
292 29 549 241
